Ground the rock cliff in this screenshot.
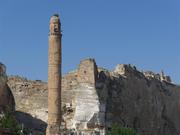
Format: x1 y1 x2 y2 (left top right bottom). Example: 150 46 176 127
7 76 47 133
0 63 15 113
7 59 180 135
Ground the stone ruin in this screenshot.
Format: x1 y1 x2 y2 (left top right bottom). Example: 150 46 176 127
143 70 171 83
60 59 176 135
77 58 98 86
62 58 106 135
6 58 180 135
114 64 139 77
115 64 172 83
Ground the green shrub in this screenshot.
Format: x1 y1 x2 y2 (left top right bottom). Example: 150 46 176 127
108 124 137 135
0 111 22 135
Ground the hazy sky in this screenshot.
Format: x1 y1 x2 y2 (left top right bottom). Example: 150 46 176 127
0 0 179 84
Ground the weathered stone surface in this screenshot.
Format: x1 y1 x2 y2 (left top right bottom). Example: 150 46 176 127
77 58 98 86
46 14 62 135
72 84 105 133
106 65 180 135
8 59 180 135
0 63 15 112
7 76 47 133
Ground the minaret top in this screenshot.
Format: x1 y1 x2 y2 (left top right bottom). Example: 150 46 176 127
50 14 61 24
49 14 61 36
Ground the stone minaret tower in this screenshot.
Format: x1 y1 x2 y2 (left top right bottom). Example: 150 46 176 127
46 14 62 135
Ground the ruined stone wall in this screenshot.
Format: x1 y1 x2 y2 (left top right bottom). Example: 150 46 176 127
114 64 143 78
143 71 172 83
62 71 78 91
77 58 98 86
61 71 77 118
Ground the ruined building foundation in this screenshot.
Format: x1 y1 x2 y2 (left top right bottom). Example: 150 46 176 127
46 14 62 135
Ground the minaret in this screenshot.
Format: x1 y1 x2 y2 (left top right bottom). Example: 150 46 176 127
46 14 62 135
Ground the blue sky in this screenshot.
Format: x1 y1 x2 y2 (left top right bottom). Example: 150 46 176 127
0 0 179 84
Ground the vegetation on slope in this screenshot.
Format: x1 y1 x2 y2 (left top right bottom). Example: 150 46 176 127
0 110 22 135
108 124 137 135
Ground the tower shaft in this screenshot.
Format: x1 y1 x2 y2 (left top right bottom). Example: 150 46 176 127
46 14 62 135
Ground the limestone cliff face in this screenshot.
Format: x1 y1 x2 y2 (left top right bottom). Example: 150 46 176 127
7 76 47 132
0 63 15 112
105 65 180 135
7 59 180 135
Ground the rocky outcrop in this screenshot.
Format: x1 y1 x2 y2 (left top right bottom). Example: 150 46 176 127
0 63 15 113
105 64 180 135
7 76 47 133
7 59 180 135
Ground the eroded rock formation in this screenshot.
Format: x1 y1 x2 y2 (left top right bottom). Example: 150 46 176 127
7 59 180 135
7 76 47 132
0 63 15 113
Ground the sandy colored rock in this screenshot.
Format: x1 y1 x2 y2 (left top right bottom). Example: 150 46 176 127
46 14 62 135
8 60 180 135
77 58 98 86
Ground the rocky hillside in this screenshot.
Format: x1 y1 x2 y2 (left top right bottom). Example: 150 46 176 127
7 59 180 135
7 75 47 133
